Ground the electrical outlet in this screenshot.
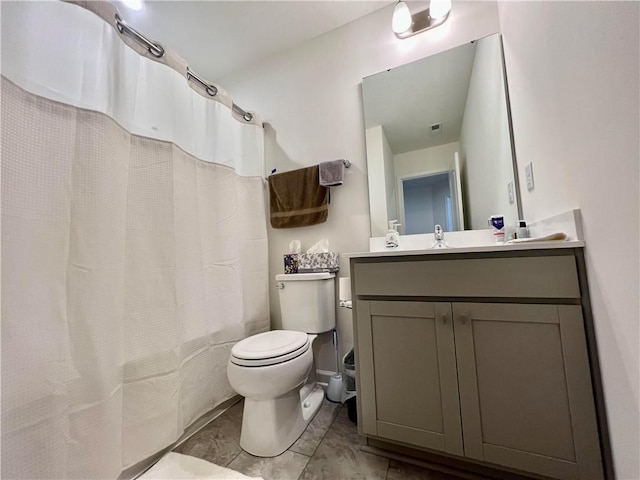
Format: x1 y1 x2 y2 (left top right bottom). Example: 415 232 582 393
525 162 535 191
507 181 515 204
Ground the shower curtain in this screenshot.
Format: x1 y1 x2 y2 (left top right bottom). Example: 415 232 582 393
1 2 269 478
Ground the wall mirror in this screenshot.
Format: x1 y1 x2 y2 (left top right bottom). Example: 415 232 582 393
363 33 522 236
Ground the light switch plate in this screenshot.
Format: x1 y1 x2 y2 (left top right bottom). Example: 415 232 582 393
525 162 535 191
507 181 515 204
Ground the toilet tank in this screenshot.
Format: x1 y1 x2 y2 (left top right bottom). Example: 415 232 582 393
275 272 336 334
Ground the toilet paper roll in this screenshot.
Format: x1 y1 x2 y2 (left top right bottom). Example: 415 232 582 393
339 277 352 301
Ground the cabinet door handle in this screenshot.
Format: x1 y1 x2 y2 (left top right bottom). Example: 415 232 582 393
459 314 469 325
440 313 447 324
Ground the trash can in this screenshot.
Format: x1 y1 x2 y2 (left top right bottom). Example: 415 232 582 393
346 396 357 424
343 348 357 424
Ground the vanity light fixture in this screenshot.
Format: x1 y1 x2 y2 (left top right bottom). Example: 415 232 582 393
121 0 144 11
392 0 452 39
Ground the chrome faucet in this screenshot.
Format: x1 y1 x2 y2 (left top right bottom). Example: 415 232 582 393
432 225 448 249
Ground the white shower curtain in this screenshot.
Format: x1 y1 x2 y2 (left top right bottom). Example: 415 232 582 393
1 2 269 478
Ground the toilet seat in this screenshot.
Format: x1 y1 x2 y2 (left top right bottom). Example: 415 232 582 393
230 330 310 367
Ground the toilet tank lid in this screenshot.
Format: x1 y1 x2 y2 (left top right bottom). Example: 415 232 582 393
275 272 335 282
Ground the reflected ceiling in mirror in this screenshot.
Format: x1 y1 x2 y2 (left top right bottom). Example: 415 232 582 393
363 33 521 237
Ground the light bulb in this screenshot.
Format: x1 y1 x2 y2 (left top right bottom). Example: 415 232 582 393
429 0 451 20
392 1 412 34
122 0 144 11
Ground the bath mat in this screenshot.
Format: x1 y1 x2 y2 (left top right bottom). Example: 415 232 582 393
138 452 263 480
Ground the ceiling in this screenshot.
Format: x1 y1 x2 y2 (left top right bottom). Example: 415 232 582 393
362 40 477 155
115 1 479 156
116 0 393 82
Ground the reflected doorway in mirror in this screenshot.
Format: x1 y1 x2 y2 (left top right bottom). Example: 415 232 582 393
396 152 464 235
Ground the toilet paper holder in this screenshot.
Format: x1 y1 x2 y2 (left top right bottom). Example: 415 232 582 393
339 277 352 308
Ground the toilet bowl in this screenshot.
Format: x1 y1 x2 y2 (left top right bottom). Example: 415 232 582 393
227 330 324 457
227 272 336 457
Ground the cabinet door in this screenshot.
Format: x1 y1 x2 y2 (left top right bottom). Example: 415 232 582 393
453 303 603 480
356 300 463 455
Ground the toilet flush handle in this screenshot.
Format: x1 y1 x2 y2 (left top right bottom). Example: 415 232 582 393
275 282 285 289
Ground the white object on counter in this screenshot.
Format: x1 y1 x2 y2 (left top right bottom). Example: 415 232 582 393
527 209 583 241
489 215 505 244
516 220 529 239
505 232 568 244
385 220 400 248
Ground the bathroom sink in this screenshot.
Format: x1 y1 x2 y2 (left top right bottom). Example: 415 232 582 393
369 230 495 253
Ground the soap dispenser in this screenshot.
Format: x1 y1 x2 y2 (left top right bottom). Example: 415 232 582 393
385 220 400 248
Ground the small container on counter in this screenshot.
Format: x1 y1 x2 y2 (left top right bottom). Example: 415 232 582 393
516 220 529 239
488 215 505 244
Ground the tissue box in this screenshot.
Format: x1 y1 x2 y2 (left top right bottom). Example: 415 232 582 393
298 252 339 273
283 254 298 274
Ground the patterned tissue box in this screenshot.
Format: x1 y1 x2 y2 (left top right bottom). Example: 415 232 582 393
298 252 339 273
283 254 298 274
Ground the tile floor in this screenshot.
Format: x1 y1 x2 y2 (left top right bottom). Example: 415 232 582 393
174 398 473 480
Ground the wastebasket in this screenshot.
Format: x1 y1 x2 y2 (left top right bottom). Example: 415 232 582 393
343 348 357 424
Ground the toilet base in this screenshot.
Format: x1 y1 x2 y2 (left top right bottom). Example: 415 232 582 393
239 384 324 457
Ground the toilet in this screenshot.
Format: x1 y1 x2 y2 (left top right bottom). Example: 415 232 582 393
227 272 336 457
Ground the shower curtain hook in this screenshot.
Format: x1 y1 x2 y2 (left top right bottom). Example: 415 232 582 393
186 68 219 97
114 14 165 58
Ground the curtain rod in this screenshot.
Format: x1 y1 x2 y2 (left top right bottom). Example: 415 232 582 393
114 14 254 123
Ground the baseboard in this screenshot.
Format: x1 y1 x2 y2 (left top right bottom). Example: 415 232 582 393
361 445 486 480
365 438 540 480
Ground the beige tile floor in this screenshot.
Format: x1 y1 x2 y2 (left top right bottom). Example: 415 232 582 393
174 398 472 480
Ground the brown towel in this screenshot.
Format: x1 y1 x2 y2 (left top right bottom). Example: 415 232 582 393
269 166 329 228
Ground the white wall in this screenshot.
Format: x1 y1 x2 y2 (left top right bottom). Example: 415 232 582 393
220 2 501 370
383 129 398 229
394 141 460 179
498 2 639 478
366 125 397 236
219 2 638 475
459 34 517 229
366 125 389 235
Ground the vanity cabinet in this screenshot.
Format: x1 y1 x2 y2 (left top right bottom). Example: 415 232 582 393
357 301 463 455
351 250 605 480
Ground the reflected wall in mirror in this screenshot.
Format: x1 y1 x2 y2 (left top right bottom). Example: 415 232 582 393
363 33 521 236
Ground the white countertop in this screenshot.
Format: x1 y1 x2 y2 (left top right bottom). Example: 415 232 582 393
345 210 586 259
344 240 585 259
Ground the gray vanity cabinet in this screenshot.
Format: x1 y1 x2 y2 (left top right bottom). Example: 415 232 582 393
352 251 605 480
356 300 463 456
452 303 602 479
